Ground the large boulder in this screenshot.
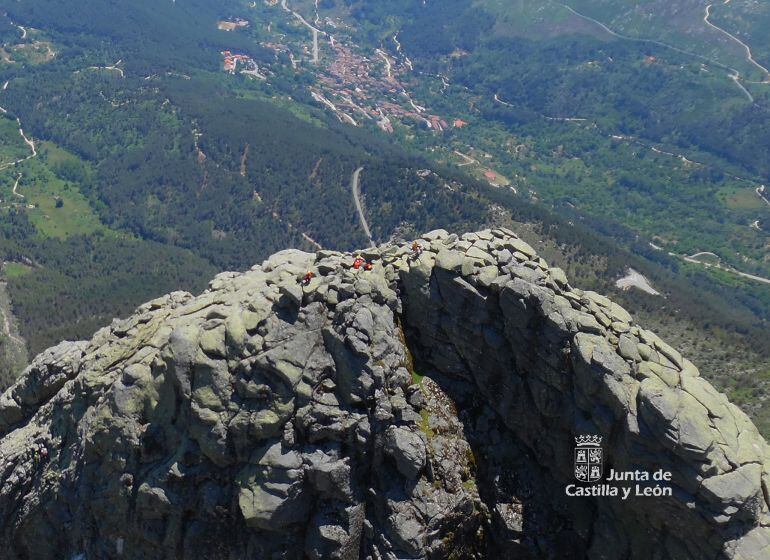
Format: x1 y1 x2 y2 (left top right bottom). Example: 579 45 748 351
0 229 766 559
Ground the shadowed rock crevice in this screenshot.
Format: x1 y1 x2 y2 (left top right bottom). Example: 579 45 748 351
397 229 769 560
401 365 596 559
0 229 767 559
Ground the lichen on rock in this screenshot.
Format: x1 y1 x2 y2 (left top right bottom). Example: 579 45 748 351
0 228 767 559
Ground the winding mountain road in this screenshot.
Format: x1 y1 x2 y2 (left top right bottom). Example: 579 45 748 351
494 93 513 107
757 186 770 208
0 117 38 172
281 0 322 63
453 150 479 166
84 60 125 78
558 2 756 101
673 251 770 285
704 4 770 81
12 173 23 199
18 126 35 157
688 251 720 261
350 166 375 248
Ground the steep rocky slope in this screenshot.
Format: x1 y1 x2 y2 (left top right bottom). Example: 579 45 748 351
0 229 768 559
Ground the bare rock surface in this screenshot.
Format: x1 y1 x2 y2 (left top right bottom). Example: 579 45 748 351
0 229 767 559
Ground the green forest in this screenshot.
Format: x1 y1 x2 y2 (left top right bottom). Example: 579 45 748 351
0 0 490 366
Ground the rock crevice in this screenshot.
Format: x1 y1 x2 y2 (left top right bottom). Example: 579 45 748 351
0 229 767 559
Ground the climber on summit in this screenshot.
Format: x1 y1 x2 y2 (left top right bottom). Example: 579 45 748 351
411 241 423 256
300 271 315 286
352 256 365 270
364 261 373 271
32 443 48 467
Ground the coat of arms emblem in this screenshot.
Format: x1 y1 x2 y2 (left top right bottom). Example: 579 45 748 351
574 435 603 482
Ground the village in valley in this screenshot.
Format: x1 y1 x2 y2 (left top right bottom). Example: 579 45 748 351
215 3 514 191
216 9 461 134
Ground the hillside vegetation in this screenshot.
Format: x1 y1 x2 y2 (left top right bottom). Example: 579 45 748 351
0 0 768 433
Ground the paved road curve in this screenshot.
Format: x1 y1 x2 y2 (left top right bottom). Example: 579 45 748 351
559 2 755 101
350 166 375 248
704 4 770 80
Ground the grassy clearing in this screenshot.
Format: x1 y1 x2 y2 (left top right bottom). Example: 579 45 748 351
721 187 765 211
0 143 110 239
11 41 56 65
2 262 31 278
23 166 106 238
43 141 80 168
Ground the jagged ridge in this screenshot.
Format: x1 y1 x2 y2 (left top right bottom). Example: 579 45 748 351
0 228 767 559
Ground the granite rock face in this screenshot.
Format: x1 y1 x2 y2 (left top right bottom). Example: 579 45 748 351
0 229 767 559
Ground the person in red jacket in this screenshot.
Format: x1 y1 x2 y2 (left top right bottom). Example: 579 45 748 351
301 271 315 285
352 256 365 270
364 261 373 271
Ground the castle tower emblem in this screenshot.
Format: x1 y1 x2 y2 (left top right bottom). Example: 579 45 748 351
574 435 603 482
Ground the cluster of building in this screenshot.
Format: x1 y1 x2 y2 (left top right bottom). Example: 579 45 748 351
221 51 265 78
311 43 463 134
221 7 470 135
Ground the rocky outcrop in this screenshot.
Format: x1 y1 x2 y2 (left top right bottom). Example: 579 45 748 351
0 228 767 559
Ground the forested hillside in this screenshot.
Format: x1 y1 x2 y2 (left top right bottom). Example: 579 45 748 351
0 0 489 376
0 0 768 433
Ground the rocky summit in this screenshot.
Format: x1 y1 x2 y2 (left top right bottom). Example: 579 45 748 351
0 228 768 560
